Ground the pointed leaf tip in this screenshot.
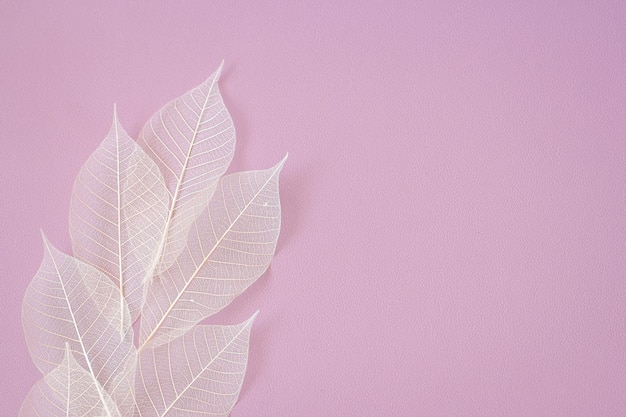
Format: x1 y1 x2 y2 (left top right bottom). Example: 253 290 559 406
248 310 260 324
110 104 128 134
215 60 225 79
39 230 54 255
112 103 121 130
205 60 225 85
274 153 288 172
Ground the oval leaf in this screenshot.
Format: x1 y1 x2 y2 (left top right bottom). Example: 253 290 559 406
135 314 257 417
139 157 286 348
138 63 236 278
70 107 169 327
21 234 136 415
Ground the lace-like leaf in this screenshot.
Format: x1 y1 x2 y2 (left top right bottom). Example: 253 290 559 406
70 108 169 327
135 314 257 417
139 157 286 348
138 63 236 279
21 235 136 416
20 65 284 417
19 344 122 417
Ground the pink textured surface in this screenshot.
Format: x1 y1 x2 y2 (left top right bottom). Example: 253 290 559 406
1 1 625 416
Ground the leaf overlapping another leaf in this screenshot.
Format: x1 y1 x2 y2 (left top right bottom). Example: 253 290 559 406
22 235 136 416
140 158 287 349
21 63 285 417
135 314 258 417
70 107 169 329
19 344 122 417
138 62 236 279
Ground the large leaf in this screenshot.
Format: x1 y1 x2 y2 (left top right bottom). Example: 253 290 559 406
69 107 169 327
138 63 236 279
135 314 257 417
19 344 122 417
139 157 286 348
21 235 136 416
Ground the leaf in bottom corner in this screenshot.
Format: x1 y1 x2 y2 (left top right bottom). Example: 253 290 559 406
19 344 121 417
21 235 136 416
134 314 258 417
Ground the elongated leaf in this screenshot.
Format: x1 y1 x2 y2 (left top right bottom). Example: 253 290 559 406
19 344 122 417
70 108 169 327
135 314 257 417
138 63 236 278
139 157 286 348
21 234 136 416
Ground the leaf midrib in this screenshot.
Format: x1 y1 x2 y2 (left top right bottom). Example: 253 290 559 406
44 239 115 417
143 67 222 287
139 164 280 351
158 322 251 417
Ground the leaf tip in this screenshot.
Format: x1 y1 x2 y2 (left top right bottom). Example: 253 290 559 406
63 342 71 361
39 230 58 259
247 310 260 326
273 153 288 173
39 229 50 246
203 60 226 86
216 59 225 79
108 103 129 140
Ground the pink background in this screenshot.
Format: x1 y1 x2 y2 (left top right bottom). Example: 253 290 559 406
1 1 626 416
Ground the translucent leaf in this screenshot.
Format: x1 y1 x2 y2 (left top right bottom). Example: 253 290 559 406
21 235 136 416
19 66 284 417
135 314 257 417
19 344 122 417
69 107 169 327
139 157 286 348
138 62 236 278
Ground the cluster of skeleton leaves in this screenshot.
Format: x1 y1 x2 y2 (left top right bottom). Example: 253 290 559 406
20 64 286 417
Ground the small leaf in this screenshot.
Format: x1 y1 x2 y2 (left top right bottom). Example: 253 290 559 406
22 234 136 416
138 63 236 279
139 156 286 348
135 313 258 417
70 107 169 327
19 344 122 417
